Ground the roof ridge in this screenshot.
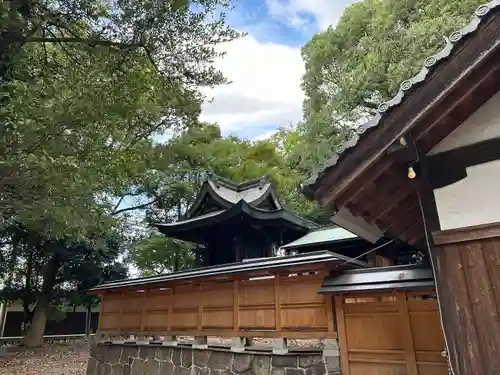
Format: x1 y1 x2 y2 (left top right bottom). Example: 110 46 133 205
303 0 500 190
208 173 271 192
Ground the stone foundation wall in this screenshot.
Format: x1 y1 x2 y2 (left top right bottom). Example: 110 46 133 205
86 344 341 375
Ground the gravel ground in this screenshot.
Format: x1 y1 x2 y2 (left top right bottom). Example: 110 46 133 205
0 341 89 375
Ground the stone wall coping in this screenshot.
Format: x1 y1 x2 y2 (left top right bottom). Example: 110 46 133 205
99 342 322 356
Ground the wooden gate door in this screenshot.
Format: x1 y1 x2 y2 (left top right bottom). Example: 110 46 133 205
334 292 448 375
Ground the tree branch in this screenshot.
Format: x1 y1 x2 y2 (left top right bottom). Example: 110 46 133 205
25 37 142 49
112 199 157 216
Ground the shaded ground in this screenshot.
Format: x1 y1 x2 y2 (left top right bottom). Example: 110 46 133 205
0 341 89 375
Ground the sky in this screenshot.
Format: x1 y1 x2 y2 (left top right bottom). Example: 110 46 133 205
199 0 359 141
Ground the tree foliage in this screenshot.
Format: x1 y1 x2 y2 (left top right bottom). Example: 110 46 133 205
0 0 241 347
295 0 485 174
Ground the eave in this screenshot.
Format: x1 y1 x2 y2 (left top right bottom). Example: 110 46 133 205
155 200 318 243
303 2 500 248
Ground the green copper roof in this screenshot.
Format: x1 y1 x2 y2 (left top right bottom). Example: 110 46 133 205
281 226 359 250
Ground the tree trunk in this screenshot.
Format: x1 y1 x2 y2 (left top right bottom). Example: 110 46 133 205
23 294 50 347
23 252 60 348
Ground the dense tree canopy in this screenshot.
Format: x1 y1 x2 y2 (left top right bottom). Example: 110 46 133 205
294 0 485 174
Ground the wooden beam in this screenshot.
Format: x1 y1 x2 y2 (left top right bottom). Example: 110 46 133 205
167 288 174 331
326 295 335 332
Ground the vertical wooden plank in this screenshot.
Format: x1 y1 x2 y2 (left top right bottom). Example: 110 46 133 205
444 243 485 375
484 240 500 320
97 294 105 333
140 290 148 332
233 279 239 333
334 296 350 375
198 282 204 331
167 287 174 331
396 293 418 375
462 241 500 374
274 273 281 332
118 292 125 334
326 294 335 332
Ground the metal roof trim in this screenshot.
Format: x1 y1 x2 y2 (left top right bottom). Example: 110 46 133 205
319 264 435 294
88 250 370 293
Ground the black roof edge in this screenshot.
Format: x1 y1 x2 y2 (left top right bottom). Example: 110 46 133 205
319 264 435 294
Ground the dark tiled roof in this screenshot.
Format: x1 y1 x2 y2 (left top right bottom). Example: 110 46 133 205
303 1 500 190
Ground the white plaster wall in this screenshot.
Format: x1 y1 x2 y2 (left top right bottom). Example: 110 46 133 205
429 91 500 230
429 91 500 155
434 160 500 230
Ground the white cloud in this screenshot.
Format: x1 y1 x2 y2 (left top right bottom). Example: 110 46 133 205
200 34 304 135
265 0 358 31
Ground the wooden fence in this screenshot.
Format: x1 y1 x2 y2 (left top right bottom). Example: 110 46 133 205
335 291 447 375
98 272 336 340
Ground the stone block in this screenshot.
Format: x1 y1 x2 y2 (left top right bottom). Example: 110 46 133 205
91 344 106 361
232 354 252 373
182 349 193 367
131 358 145 375
199 368 211 375
321 340 338 351
298 356 322 369
111 364 123 375
159 362 174 375
173 366 190 375
285 369 304 375
155 347 173 362
271 368 285 375
207 351 233 371
123 364 131 375
144 359 160 375
97 362 112 375
272 355 297 368
323 356 340 374
121 347 139 365
139 347 157 360
304 362 326 375
106 346 123 364
172 348 182 366
251 355 271 375
193 350 211 367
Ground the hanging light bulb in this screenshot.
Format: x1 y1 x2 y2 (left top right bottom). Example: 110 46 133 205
408 165 416 179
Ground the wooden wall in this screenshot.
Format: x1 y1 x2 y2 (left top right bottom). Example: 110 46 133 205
432 224 500 375
98 273 336 339
334 292 447 375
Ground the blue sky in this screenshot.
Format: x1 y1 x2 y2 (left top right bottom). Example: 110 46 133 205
199 0 359 141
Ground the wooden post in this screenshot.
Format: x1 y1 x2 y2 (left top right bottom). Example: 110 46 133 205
396 293 418 375
274 273 281 333
334 296 350 375
326 295 335 332
97 294 105 333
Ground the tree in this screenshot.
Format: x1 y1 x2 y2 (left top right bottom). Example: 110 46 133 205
0 0 241 237
296 0 485 173
0 223 128 347
129 123 325 276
